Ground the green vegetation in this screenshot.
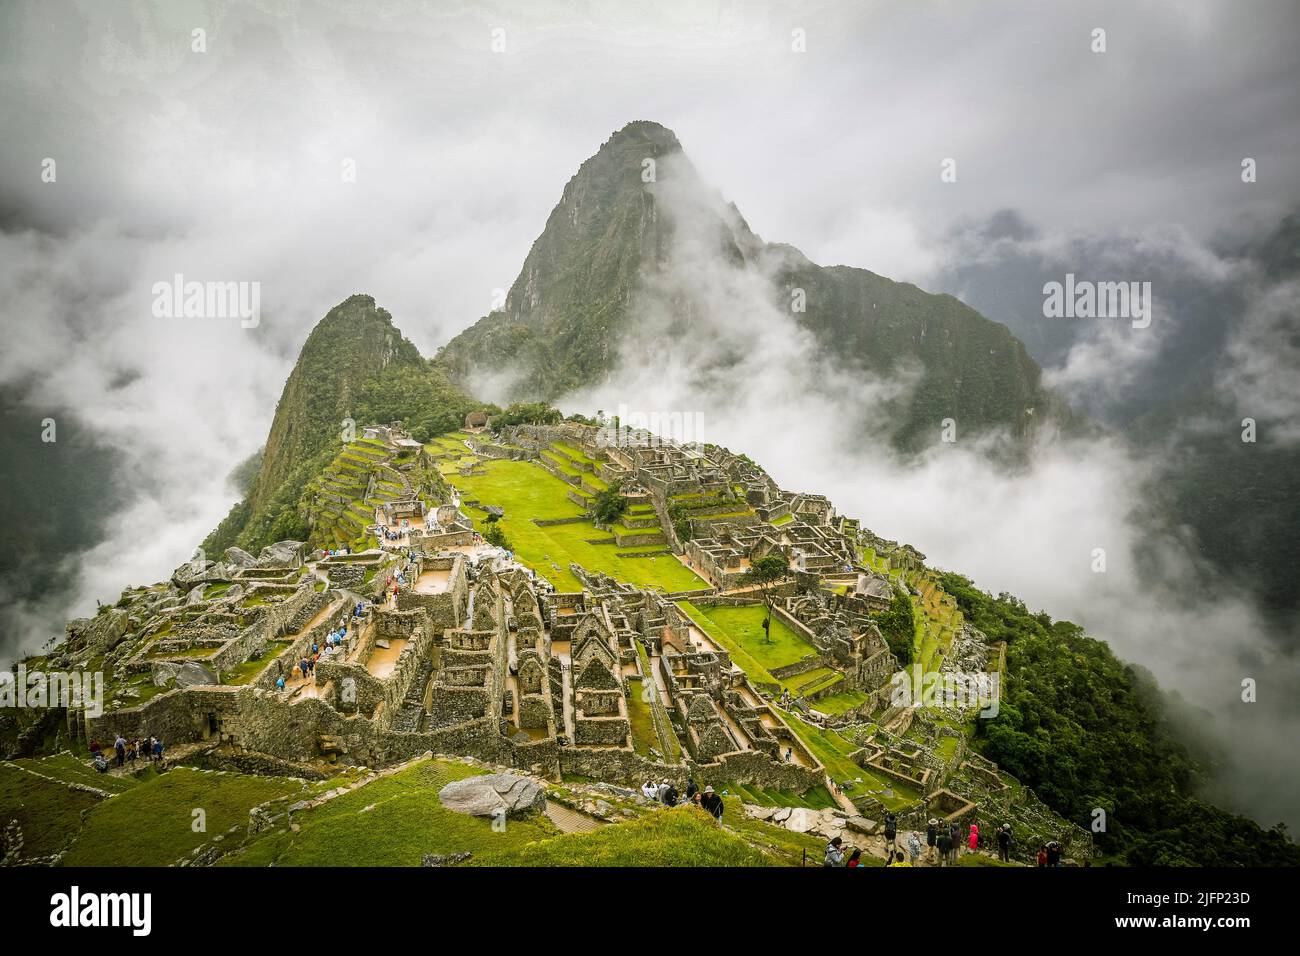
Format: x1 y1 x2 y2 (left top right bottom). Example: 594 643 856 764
780 710 920 810
475 805 778 867
592 481 629 525
11 752 142 795
494 402 563 427
940 572 1300 866
738 554 792 643
873 590 917 666
678 601 815 675
453 458 704 593
811 689 872 715
721 780 836 810
225 759 556 867
60 767 304 866
624 679 659 756
0 763 105 859
205 294 478 556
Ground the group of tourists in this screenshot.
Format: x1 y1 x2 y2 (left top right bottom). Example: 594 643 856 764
1036 841 1065 867
89 734 163 773
640 778 724 822
823 812 1021 867
378 521 409 543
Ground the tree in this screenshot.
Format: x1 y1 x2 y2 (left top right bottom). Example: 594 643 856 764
873 591 916 666
592 482 628 525
483 521 511 551
495 402 562 427
739 553 791 644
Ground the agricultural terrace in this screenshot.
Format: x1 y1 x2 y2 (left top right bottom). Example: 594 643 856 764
450 457 706 593
676 601 838 695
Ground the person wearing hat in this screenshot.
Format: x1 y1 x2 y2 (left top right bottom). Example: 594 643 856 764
936 824 954 867
926 818 939 863
823 835 845 867
700 785 724 822
996 823 1013 862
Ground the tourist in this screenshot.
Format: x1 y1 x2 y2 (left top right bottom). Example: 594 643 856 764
657 780 671 803
1036 844 1048 867
89 738 101 758
883 811 897 852
276 675 286 691
641 780 658 801
997 824 1013 862
968 822 980 853
784 747 792 763
685 778 698 802
700 785 723 822
906 830 922 865
152 738 164 764
126 739 138 764
823 836 845 867
1046 841 1063 867
926 818 939 862
936 826 953 867
114 733 127 768
846 848 863 868
948 820 961 864
92 752 110 774
299 657 310 679
892 850 912 867
663 781 678 806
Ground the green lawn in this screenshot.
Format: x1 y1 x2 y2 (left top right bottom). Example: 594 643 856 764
811 689 873 715
224 759 558 867
0 763 104 859
451 458 705 593
720 780 837 810
474 805 779 867
625 679 659 756
677 602 824 695
61 767 306 866
11 752 143 795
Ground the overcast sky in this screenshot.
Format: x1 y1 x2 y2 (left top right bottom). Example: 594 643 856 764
2 0 1299 822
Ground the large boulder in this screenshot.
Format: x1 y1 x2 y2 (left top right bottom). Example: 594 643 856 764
64 609 130 657
224 546 258 568
784 807 821 833
437 773 547 819
152 662 182 687
257 540 305 568
175 661 219 688
171 560 230 590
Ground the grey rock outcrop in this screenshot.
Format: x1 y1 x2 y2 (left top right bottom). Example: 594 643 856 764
437 773 547 819
257 540 305 568
224 546 258 568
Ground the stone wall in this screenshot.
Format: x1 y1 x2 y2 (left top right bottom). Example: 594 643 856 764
211 586 327 673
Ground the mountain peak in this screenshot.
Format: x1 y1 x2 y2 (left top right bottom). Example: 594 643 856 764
601 120 682 153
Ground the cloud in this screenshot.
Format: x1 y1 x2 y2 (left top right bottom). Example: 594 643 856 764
559 157 1300 830
1216 279 1300 445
